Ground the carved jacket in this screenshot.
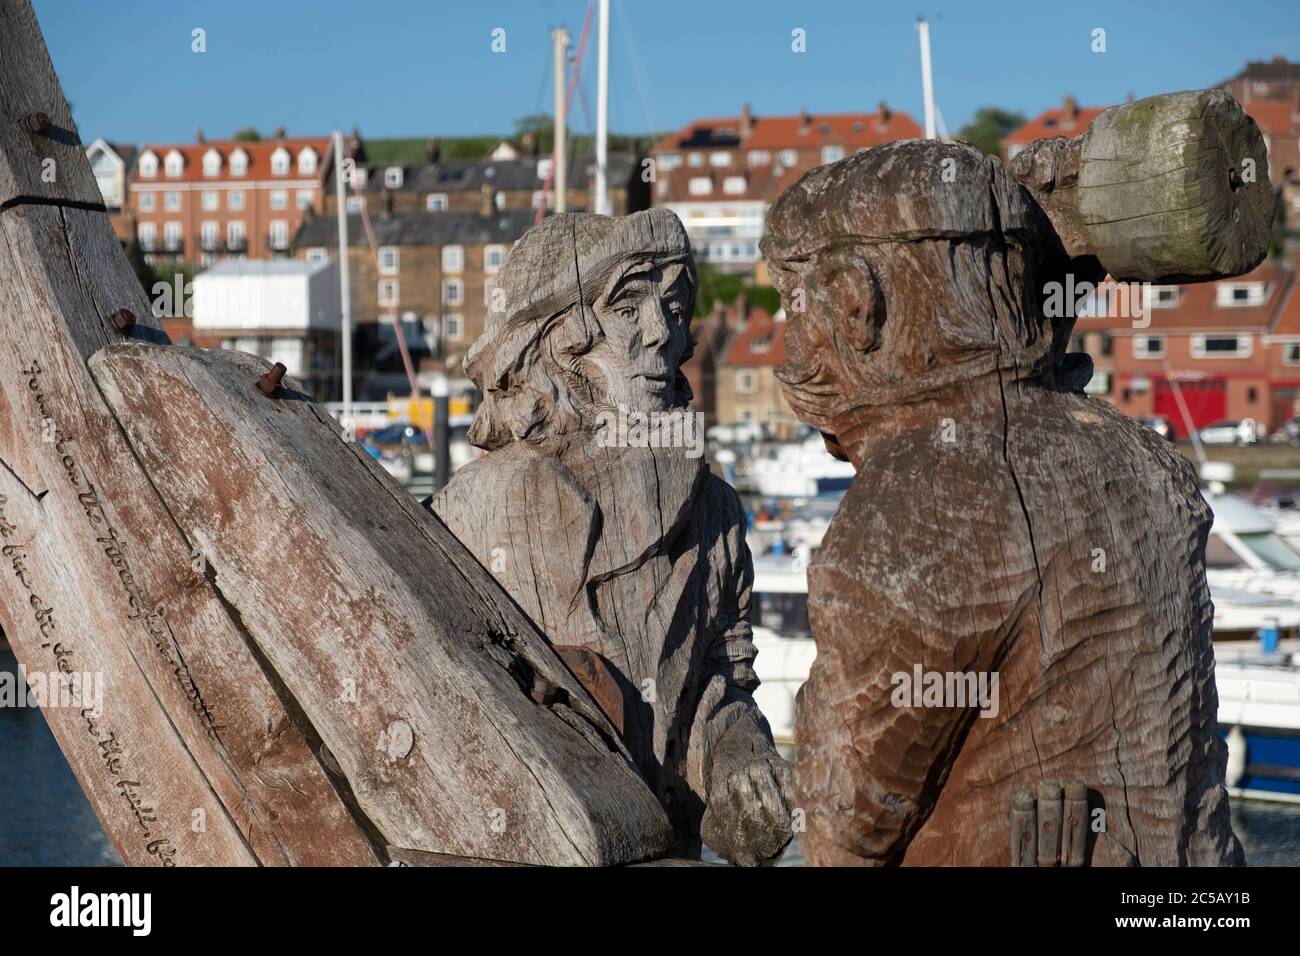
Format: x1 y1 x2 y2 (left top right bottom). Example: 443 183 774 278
429 440 780 852
797 377 1242 866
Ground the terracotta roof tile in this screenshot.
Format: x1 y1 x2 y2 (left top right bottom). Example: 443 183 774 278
721 307 786 367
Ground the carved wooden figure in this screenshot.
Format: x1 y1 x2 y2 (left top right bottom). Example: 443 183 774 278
428 210 795 865
0 0 675 867
761 90 1271 866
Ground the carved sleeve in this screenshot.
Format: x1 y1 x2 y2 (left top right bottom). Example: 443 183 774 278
685 481 784 803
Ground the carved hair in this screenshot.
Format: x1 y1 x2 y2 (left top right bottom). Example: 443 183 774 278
465 210 697 451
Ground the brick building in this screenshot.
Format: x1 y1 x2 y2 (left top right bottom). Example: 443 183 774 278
1091 257 1300 436
323 151 648 219
714 301 798 439
129 132 333 264
293 208 534 393
651 104 922 274
1001 97 1106 161
1220 56 1300 104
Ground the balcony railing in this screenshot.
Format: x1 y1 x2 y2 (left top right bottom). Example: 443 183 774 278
163 238 183 253
227 236 247 252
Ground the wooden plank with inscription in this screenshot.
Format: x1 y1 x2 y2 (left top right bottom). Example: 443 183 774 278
0 0 673 866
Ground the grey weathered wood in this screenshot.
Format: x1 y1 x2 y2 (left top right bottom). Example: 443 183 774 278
0 2 374 866
0 0 673 867
1010 89 1273 282
430 209 796 865
90 343 675 865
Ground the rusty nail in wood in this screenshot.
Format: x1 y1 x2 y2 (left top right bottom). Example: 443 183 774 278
257 362 287 397
110 308 135 332
25 112 50 133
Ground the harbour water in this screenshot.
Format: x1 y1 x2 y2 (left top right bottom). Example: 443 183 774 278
2 648 1297 867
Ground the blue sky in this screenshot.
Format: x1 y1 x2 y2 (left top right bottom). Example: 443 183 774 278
34 0 1300 144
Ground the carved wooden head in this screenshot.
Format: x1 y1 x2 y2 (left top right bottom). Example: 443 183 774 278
464 209 698 451
761 141 1064 440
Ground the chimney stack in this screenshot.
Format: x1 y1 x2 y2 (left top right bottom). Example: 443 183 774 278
480 183 496 217
799 110 813 135
740 103 754 138
426 138 441 164
1063 96 1079 122
877 101 891 129
196 129 205 143
274 126 286 140
521 131 539 156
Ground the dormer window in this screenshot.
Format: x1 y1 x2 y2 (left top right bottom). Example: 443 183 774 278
1216 282 1267 307
202 148 221 177
138 150 159 178
270 148 291 176
164 150 184 177
384 167 404 189
297 148 318 176
229 149 249 176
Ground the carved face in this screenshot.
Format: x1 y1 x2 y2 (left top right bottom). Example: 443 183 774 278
579 262 693 412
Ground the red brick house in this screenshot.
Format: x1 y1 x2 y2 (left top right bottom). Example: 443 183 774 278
651 104 922 274
130 132 333 264
1096 258 1299 436
1001 97 1106 161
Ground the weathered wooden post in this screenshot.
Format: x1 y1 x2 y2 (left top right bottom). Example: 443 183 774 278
0 0 673 866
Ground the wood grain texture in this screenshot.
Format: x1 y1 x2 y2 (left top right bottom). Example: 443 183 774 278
762 127 1246 867
432 209 795 864
1 0 670 868
90 343 675 866
1010 89 1273 282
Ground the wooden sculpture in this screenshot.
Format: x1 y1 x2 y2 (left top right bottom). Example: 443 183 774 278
761 90 1271 866
428 210 795 865
0 0 676 867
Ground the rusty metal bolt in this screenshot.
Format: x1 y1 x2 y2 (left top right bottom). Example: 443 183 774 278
110 308 135 332
529 675 558 706
257 362 287 397
25 112 50 133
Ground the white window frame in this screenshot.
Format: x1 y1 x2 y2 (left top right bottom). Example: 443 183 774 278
305 247 329 264
137 222 156 250
747 150 770 167
202 149 221 177
269 220 289 250
164 191 181 212
270 148 291 176
1190 333 1252 359
710 151 732 167
163 221 182 250
138 152 158 178
442 278 463 306
227 220 246 248
297 189 314 210
201 190 219 211
297 148 317 176
736 369 758 395
200 220 219 249
821 145 845 164
723 176 747 195
378 279 400 307
270 189 287 210
444 314 464 341
378 246 399 275
384 166 404 189
163 150 184 177
228 190 245 211
688 176 712 196
1284 342 1300 366
138 192 155 212
1146 285 1180 308
229 150 249 177
442 245 464 273
427 193 449 211
483 244 505 274
778 149 798 167
1217 282 1267 307
1133 335 1166 359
